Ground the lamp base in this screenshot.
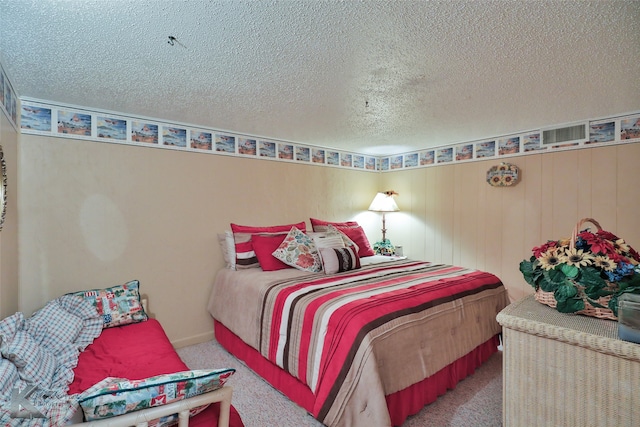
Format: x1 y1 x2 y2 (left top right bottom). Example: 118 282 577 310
373 239 396 256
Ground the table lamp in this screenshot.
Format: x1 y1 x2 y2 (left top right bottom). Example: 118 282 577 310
368 191 399 255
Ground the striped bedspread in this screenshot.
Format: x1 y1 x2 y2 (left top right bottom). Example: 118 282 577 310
256 259 508 426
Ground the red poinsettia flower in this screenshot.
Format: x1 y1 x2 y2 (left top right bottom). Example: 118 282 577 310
578 231 616 255
533 241 558 258
608 251 624 263
597 230 619 241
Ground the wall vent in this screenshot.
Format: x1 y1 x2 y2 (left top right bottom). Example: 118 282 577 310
542 123 587 145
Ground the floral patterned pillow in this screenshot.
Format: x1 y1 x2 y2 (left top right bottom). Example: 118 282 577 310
78 368 235 425
71 280 148 328
272 227 323 273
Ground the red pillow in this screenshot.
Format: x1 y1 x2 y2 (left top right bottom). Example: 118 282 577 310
309 218 375 258
251 234 291 271
310 218 359 231
231 221 307 269
333 225 375 257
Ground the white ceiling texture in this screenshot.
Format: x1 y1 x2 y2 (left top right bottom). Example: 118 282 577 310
1 0 639 155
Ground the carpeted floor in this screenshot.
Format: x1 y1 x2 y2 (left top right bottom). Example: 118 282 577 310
177 340 503 427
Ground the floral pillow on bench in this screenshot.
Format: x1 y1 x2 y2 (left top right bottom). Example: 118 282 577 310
78 368 236 426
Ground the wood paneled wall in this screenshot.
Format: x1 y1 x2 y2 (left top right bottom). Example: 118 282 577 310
17 134 379 346
380 143 640 302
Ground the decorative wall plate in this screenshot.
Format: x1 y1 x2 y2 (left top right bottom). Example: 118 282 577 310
487 162 519 187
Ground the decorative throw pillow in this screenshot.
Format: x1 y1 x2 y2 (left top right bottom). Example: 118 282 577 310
345 228 375 257
71 280 148 328
319 247 362 274
231 221 307 269
272 227 323 273
309 219 373 257
324 225 360 253
312 234 345 250
251 234 291 271
78 368 236 424
332 225 375 257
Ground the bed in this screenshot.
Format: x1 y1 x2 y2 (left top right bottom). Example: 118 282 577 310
0 281 244 427
208 237 509 427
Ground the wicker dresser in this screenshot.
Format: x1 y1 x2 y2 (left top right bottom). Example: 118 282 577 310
497 295 640 427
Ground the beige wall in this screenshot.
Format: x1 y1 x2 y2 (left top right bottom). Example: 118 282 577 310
15 132 640 346
18 134 379 346
0 111 19 319
380 143 640 303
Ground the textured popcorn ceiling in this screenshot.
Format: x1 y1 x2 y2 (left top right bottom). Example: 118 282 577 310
1 1 639 155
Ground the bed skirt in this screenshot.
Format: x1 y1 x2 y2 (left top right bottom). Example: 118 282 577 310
214 319 500 426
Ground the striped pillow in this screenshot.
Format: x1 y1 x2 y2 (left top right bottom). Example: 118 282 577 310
231 222 307 269
328 224 374 258
318 247 361 274
312 234 345 250
310 219 373 257
325 225 360 253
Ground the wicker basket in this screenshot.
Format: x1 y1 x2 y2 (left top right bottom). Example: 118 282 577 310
534 287 616 320
534 217 618 321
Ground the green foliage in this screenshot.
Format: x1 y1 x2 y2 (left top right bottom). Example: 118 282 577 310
560 264 579 279
579 267 606 289
555 283 578 300
537 268 567 293
519 260 537 286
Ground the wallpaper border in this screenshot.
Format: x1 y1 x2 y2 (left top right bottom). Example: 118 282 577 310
378 112 640 171
17 98 640 174
19 98 379 172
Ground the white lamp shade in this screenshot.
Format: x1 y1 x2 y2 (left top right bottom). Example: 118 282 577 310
368 192 399 212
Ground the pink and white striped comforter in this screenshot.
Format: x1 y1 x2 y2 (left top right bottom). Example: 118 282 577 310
210 259 509 427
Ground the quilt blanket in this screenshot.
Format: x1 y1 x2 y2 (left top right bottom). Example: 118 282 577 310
258 260 508 427
0 295 103 426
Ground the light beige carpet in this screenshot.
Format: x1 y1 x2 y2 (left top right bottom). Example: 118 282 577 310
177 340 503 427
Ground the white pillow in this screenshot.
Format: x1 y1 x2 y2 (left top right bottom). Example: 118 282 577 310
217 231 236 270
312 234 345 250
